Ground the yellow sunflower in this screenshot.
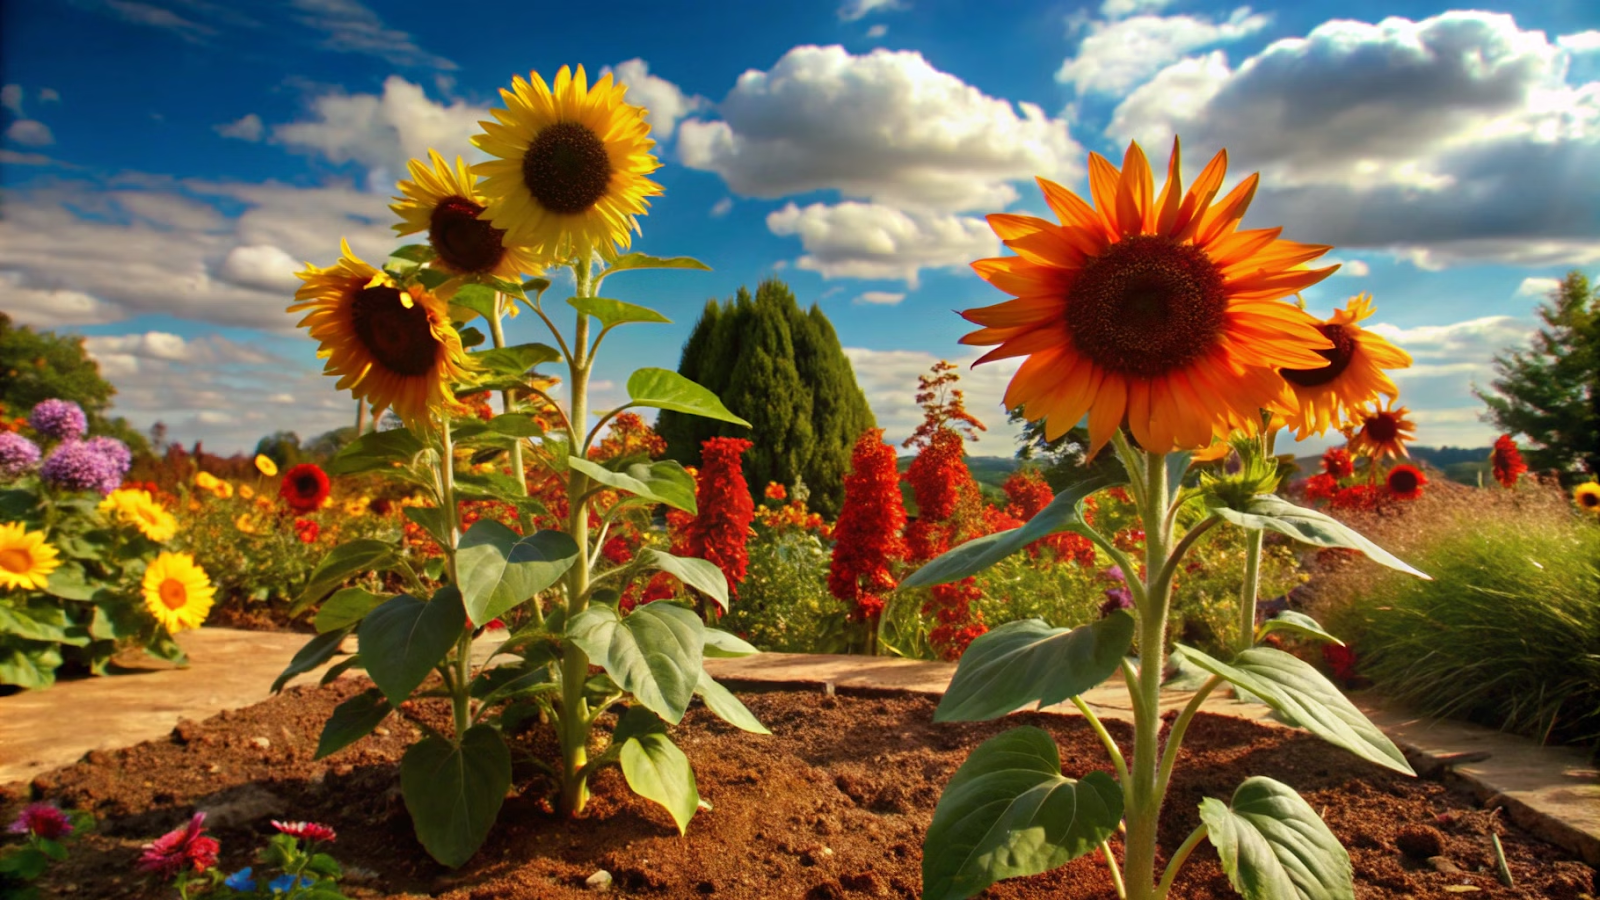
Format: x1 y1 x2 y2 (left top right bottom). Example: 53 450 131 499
254 454 278 477
1574 482 1600 516
99 489 178 543
1274 294 1412 439
194 471 221 493
234 513 258 534
1345 399 1416 463
0 522 60 591
141 551 215 633
239 484 255 500
961 138 1338 455
472 65 662 263
289 241 473 429
392 149 544 283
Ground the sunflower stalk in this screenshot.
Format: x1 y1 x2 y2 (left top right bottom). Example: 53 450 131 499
557 255 595 817
437 413 473 743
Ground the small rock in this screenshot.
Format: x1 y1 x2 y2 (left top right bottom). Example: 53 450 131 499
342 865 379 884
585 870 613 891
373 726 390 737
83 750 111 766
207 764 222 775
196 785 285 828
1428 856 1463 875
251 736 271 750
171 720 203 745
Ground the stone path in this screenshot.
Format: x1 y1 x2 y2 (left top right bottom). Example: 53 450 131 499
2 629 1594 867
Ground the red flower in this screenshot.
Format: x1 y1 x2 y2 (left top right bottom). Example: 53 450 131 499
1323 643 1358 681
1331 483 1381 510
829 429 908 622
1304 472 1339 502
8 803 73 840
1321 447 1354 479
686 438 755 601
904 428 971 523
272 820 336 843
1490 434 1526 489
279 463 330 514
294 518 320 544
763 481 787 501
137 812 219 878
1385 464 1427 501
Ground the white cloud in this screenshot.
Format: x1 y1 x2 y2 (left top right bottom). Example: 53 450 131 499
287 0 455 70
1100 0 1174 18
0 272 116 329
678 45 1084 213
866 24 888 39
1057 7 1271 96
838 0 905 22
215 113 264 142
101 0 216 43
5 120 54 147
0 150 70 168
1360 315 1534 446
709 197 733 217
1 84 22 116
604 59 704 141
1325 257 1370 277
38 88 59 104
843 347 1024 449
766 201 998 287
219 244 302 292
855 291 905 305
1515 276 1561 298
1559 31 1600 53
272 75 486 179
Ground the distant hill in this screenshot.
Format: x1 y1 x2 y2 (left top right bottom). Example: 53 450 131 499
1292 445 1492 486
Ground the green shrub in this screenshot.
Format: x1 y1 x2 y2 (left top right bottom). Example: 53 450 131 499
719 527 849 652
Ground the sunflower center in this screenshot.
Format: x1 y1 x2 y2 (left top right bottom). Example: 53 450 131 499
159 577 188 610
293 474 320 498
521 122 613 216
1281 323 1357 388
1388 469 1420 494
0 548 32 574
1580 490 1600 509
350 285 440 377
1064 235 1229 379
429 196 507 274
1364 413 1400 443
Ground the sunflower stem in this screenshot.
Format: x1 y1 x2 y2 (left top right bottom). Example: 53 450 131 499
558 256 596 817
439 415 472 743
488 292 540 626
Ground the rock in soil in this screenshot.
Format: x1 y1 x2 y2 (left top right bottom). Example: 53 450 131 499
6 679 1595 899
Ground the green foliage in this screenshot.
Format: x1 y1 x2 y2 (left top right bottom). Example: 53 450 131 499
0 313 147 455
1476 270 1599 479
933 613 1135 722
716 527 849 653
656 280 875 517
1199 776 1354 900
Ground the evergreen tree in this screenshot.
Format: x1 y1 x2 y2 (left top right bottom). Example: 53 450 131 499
1475 271 1599 478
796 307 877 516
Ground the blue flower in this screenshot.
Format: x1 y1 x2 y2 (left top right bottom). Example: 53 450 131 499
268 873 312 894
224 867 256 891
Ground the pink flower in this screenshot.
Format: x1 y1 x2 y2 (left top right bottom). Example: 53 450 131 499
8 803 73 840
272 820 336 843
137 812 219 878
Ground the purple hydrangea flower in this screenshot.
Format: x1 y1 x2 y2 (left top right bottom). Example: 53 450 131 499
1098 586 1134 619
86 436 132 478
40 439 123 495
0 432 42 480
28 399 88 442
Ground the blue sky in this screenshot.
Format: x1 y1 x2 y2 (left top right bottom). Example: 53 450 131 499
2 0 1597 455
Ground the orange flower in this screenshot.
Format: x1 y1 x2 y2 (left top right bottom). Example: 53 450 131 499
1274 294 1412 439
1346 400 1416 464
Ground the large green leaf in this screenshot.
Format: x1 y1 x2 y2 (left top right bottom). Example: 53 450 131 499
935 613 1134 722
314 588 388 634
0 489 37 520
402 505 451 549
0 641 62 690
613 706 701 834
470 342 561 377
922 726 1123 900
291 540 400 615
566 602 704 724
903 470 1126 588
389 243 435 263
637 548 728 611
271 628 351 693
566 457 697 513
599 252 712 280
1210 495 1427 578
400 725 511 868
358 588 466 706
0 601 80 644
45 564 99 601
1199 776 1354 900
625 368 750 427
486 414 543 438
326 429 426 476
456 521 580 626
568 295 672 329
450 283 499 320
1176 645 1413 775
1257 611 1344 646
315 688 392 759
703 627 759 658
695 671 769 734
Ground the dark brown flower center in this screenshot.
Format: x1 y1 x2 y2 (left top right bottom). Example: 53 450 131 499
1580 490 1600 509
1065 235 1229 379
1363 412 1400 443
429 196 507 273
293 474 320 498
1387 468 1420 494
521 121 613 215
1281 323 1357 388
350 284 439 377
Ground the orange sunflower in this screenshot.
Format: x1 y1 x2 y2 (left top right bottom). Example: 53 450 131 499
1346 399 1416 463
961 138 1338 456
1274 294 1412 439
289 241 473 428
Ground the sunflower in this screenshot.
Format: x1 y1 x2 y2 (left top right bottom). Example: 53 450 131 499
280 463 331 514
0 522 60 591
1385 463 1427 501
289 241 473 428
1574 482 1600 516
1274 294 1412 439
1346 399 1416 464
960 138 1338 456
100 489 178 542
193 471 221 494
392 149 544 282
472 65 662 263
142 551 214 633
254 454 278 477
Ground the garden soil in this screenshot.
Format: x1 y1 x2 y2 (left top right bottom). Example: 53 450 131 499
6 681 1594 900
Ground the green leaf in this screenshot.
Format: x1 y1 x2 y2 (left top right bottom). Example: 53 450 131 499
1210 495 1427 578
451 283 499 321
314 588 389 634
522 276 551 297
600 252 712 279
403 505 451 549
0 489 37 520
271 628 351 693
0 642 61 689
1176 645 1413 775
1257 611 1344 646
1168 450 1194 497
327 428 426 476
922 726 1123 900
566 457 698 513
458 326 486 349
566 602 705 724
487 414 542 438
45 563 99 601
638 548 728 611
457 521 580 626
695 671 769 734
319 655 364 686
0 846 49 880
903 470 1126 588
1200 776 1354 900
935 613 1135 722
471 342 561 377
315 688 392 759
567 295 672 329
291 539 400 615
400 725 511 868
474 666 557 710
614 706 701 834
358 588 467 706
625 368 750 427
0 602 77 643
390 243 436 263
703 627 759 658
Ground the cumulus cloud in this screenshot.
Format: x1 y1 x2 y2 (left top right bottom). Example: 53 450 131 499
866 24 888 39
287 0 455 70
215 113 264 142
219 244 302 291
6 120 54 147
1108 11 1600 268
839 0 905 22
1 84 22 116
1325 257 1370 277
1100 0 1174 18
766 201 998 287
1559 31 1600 53
843 347 1024 449
678 45 1084 213
1515 276 1561 298
1360 315 1534 445
604 59 704 141
273 75 485 180
855 291 905 305
709 197 733 217
1057 7 1271 96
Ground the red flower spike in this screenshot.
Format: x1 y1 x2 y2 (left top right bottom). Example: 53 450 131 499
829 429 908 622
1490 434 1526 489
686 438 756 602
